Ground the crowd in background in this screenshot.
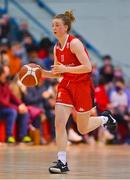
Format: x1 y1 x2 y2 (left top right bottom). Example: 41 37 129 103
0 14 130 145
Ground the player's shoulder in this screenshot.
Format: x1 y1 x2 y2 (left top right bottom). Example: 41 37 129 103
70 37 84 51
69 34 83 45
70 38 81 45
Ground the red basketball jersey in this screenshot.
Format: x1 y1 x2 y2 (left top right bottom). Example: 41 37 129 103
55 34 92 82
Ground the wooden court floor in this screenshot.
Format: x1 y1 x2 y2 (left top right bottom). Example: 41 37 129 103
0 143 130 179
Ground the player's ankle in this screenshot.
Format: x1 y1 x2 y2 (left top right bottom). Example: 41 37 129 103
57 151 67 165
100 116 108 126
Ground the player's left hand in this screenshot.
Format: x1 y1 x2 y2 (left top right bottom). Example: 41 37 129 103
51 64 67 74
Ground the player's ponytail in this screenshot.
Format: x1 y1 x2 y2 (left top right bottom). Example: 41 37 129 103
64 10 75 23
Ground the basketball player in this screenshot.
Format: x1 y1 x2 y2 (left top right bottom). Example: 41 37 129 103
42 10 116 174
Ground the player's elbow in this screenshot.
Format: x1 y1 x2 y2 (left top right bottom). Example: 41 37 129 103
88 65 92 72
85 64 92 73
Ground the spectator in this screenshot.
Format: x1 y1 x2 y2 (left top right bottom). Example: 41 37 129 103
0 65 31 143
92 62 100 87
114 66 124 81
22 80 55 139
41 49 54 70
125 85 130 112
22 36 34 52
38 37 52 60
110 78 130 143
7 42 22 78
95 76 111 113
11 76 47 144
17 20 33 42
26 44 43 67
0 38 10 65
0 15 11 40
100 55 114 83
110 79 128 108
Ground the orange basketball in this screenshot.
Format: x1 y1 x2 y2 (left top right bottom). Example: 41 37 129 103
18 63 42 87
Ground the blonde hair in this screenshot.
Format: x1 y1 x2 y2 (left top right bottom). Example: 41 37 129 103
54 10 75 32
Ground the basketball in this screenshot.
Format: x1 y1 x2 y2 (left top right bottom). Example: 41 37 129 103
18 63 42 87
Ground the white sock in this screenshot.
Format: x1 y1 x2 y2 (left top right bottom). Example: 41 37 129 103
100 116 109 126
57 151 66 165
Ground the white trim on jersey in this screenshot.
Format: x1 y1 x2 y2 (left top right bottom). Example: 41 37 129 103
58 34 69 51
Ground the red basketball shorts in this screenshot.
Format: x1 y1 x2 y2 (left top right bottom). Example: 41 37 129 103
56 79 95 113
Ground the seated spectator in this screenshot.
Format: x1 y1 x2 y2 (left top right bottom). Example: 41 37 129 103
0 65 31 143
41 49 54 70
0 14 11 40
10 76 46 144
0 38 10 65
92 62 100 87
95 77 111 113
113 66 124 81
110 78 130 143
7 42 22 78
110 79 128 108
100 55 114 83
9 41 27 65
22 36 34 52
26 44 43 67
20 78 50 143
38 37 52 60
17 20 33 42
125 85 130 113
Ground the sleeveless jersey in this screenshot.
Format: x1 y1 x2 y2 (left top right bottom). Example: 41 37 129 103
55 34 92 82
